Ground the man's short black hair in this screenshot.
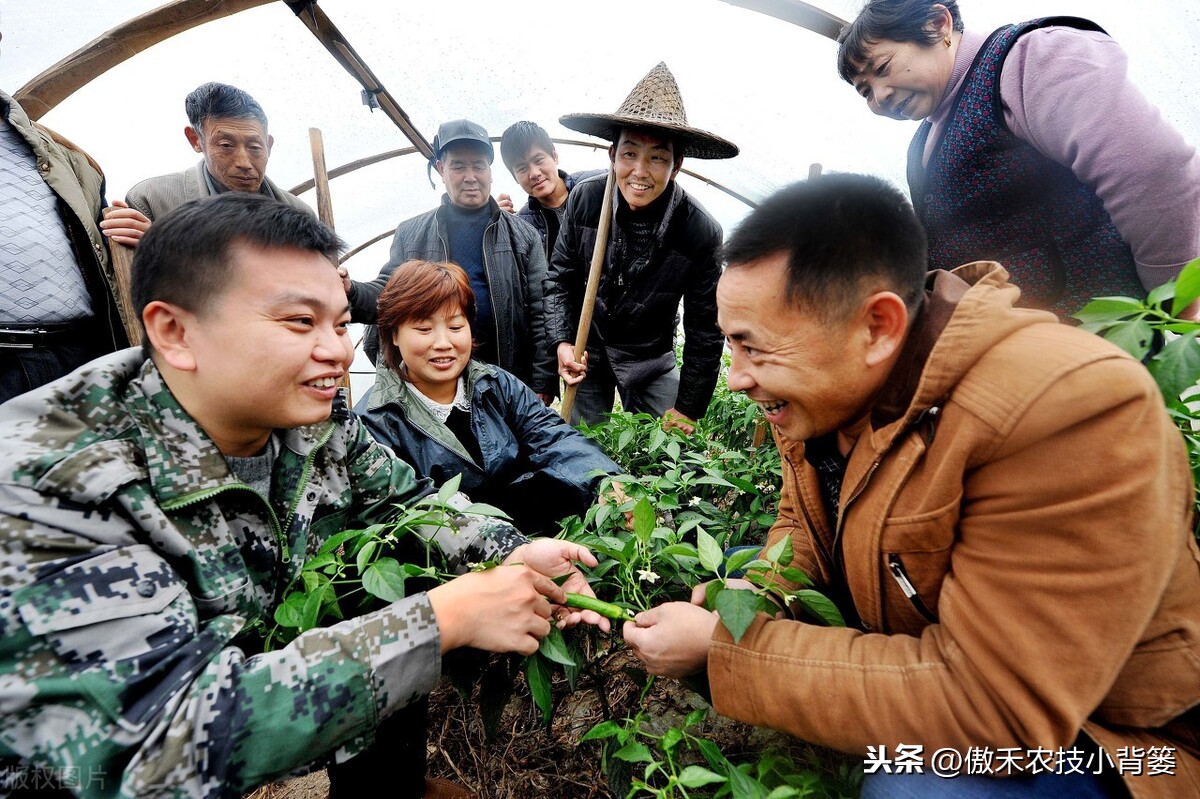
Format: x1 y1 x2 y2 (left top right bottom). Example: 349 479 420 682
837 0 964 83
500 121 556 174
132 194 343 351
722 173 928 323
184 82 269 132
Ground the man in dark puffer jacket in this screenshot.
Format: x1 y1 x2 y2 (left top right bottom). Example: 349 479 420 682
345 119 556 402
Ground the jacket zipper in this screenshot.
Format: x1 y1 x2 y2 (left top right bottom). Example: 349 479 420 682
162 483 286 559
887 554 938 623
832 405 942 615
481 220 503 365
160 424 335 569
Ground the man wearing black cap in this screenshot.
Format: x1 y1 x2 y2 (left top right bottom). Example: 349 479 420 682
347 119 556 403
544 63 738 432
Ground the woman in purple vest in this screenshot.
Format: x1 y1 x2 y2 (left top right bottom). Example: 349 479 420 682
836 0 1200 320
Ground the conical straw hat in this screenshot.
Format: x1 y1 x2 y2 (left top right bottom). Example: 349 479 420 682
560 62 738 160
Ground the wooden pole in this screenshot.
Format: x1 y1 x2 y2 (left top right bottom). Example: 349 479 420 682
309 128 336 229
103 231 143 347
308 127 352 402
559 165 616 421
285 0 435 159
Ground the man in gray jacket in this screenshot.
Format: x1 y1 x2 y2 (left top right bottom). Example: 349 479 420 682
345 119 556 402
123 82 310 239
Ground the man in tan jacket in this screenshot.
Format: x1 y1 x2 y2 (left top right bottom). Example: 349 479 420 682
624 174 1199 799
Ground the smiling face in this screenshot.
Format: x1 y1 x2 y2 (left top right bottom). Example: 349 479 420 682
187 117 273 192
392 302 473 404
178 243 353 455
611 129 682 211
717 253 881 443
437 142 493 210
851 37 955 121
511 146 567 208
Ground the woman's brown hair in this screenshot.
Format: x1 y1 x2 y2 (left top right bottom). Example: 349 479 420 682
375 259 475 371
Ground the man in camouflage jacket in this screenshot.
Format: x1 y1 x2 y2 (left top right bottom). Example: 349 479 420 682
0 194 601 799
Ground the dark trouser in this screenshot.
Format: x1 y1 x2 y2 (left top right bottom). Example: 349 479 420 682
569 356 680 427
326 697 429 799
0 324 110 405
476 472 590 537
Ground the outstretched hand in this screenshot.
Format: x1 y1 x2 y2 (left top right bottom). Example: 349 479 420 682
623 601 718 678
661 408 696 435
427 565 562 655
505 539 611 632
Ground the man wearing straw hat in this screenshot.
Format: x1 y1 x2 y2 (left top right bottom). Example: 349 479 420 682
544 63 737 431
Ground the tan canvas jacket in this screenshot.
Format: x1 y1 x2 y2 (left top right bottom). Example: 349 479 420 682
707 263 1200 799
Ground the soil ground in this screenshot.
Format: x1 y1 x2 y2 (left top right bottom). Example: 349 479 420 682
250 647 857 799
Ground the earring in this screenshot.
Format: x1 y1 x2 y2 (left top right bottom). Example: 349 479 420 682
944 36 952 47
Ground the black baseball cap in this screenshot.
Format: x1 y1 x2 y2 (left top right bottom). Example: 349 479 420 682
432 119 494 163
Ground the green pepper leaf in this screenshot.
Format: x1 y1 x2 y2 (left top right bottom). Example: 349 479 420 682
461 501 511 519
524 654 552 724
715 587 761 643
614 741 654 764
537 626 576 667
796 589 846 627
724 546 762 576
301 583 324 631
317 528 364 555
580 720 624 742
1170 258 1200 317
273 591 306 628
779 567 814 586
1103 319 1155 361
363 557 406 603
764 536 793 567
632 497 655 545
697 527 724 573
1148 331 1200 401
695 738 725 769
436 472 462 505
679 766 728 788
1147 281 1176 311
1073 296 1145 324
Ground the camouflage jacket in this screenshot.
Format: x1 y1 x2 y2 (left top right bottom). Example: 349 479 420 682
0 350 526 799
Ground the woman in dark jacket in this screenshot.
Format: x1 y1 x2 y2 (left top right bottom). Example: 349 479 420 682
355 259 621 535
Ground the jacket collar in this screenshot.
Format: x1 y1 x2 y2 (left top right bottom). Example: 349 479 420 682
124 359 338 505
366 360 497 463
612 179 683 245
523 169 574 213
0 90 44 161
437 194 501 222
866 261 1056 454
368 359 497 411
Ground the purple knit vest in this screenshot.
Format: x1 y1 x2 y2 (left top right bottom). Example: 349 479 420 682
908 17 1142 319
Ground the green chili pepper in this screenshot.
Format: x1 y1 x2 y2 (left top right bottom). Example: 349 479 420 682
564 593 636 620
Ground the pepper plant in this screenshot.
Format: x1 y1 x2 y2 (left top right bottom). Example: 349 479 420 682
258 474 504 649
1074 257 1200 533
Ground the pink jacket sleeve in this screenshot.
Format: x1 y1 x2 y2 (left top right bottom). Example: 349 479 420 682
1001 26 1200 289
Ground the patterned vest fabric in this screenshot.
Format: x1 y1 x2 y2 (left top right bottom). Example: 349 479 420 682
908 17 1143 319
